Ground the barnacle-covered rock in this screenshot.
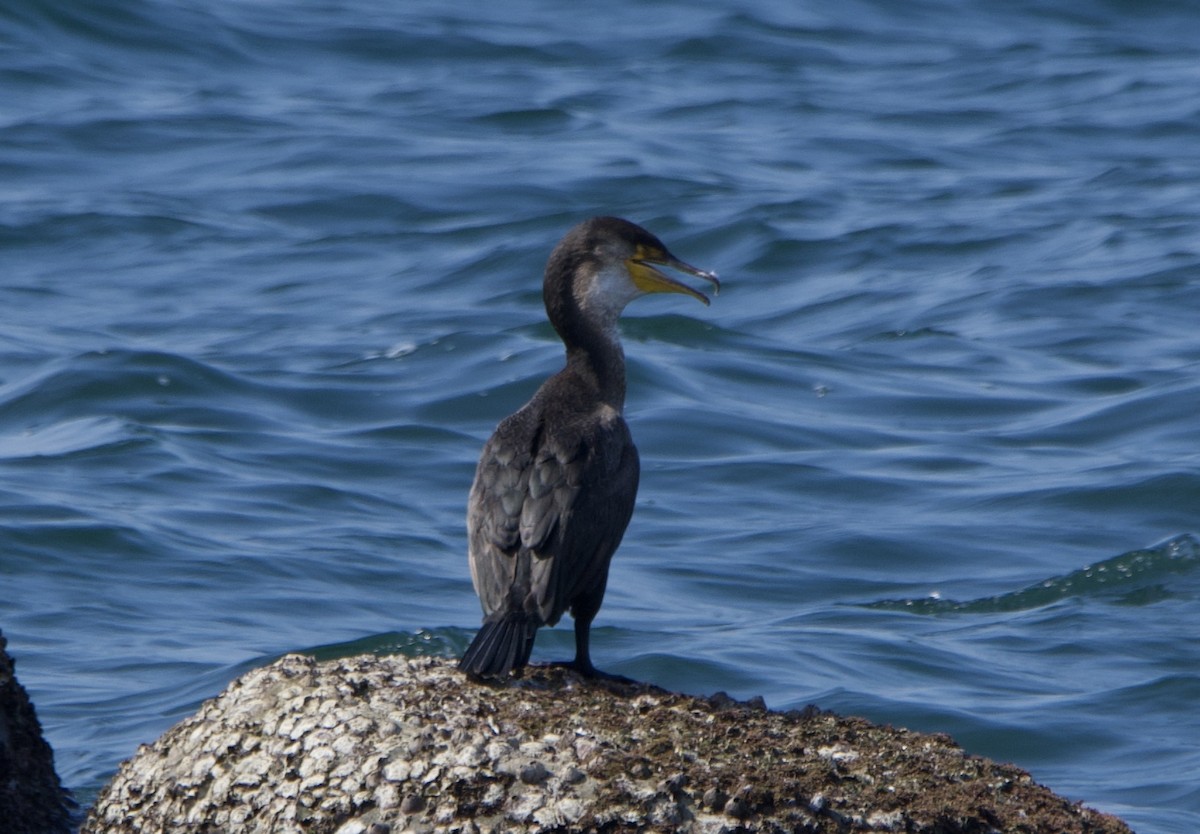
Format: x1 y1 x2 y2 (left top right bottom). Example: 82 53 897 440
82 654 1131 834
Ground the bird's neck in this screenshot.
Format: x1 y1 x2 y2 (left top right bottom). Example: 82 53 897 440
546 260 631 411
564 324 627 411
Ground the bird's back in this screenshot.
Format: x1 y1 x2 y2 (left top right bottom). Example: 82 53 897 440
466 369 639 631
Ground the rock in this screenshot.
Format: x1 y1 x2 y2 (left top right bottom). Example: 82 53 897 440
82 654 1133 834
0 629 75 834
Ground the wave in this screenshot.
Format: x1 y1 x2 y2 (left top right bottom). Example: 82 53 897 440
295 629 464 662
0 349 268 430
0 415 140 460
866 534 1200 614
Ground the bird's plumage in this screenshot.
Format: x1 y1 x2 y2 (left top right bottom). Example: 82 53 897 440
459 376 639 677
459 216 716 679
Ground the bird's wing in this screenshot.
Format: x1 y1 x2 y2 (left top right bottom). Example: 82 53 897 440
527 413 638 624
467 413 533 618
467 406 638 626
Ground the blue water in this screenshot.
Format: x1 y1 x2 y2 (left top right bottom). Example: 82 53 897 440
3 1 1199 830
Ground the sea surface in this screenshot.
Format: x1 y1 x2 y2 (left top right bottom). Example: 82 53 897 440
3 0 1199 830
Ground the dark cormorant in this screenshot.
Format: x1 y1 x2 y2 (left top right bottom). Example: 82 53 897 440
459 216 718 679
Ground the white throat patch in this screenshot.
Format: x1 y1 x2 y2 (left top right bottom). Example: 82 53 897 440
573 261 642 336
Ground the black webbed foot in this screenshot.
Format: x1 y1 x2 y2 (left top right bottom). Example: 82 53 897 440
547 658 635 685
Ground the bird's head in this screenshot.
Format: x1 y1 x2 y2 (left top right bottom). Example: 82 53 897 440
546 216 719 331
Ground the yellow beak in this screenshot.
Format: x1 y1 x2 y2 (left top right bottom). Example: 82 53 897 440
627 246 721 306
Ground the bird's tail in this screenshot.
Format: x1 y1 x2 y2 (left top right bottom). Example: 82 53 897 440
458 614 539 678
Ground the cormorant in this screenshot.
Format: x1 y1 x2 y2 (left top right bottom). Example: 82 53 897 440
459 216 718 679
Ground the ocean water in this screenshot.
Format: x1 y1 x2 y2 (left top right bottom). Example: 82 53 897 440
2 0 1199 830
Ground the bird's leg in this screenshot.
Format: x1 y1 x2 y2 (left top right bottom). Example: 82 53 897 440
545 609 599 674
561 588 604 676
548 597 634 684
570 613 598 676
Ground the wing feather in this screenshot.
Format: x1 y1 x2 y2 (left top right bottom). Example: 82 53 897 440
467 399 638 628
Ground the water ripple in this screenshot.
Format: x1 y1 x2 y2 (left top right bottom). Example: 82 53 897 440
3 0 1200 828
868 534 1200 614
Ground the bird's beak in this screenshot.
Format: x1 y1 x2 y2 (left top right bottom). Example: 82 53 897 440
627 246 721 306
